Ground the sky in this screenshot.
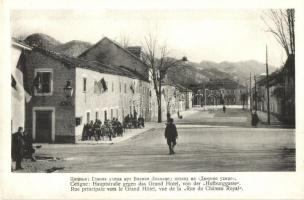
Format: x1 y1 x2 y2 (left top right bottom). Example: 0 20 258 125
11 9 286 67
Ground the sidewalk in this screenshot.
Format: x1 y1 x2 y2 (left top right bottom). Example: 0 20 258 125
256 110 294 128
75 109 198 145
76 122 164 145
170 109 199 120
257 110 281 125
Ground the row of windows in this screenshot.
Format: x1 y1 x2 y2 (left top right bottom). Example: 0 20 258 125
31 69 150 97
82 77 149 95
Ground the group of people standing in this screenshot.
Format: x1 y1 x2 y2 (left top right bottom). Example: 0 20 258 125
11 127 36 170
81 118 123 141
123 113 145 129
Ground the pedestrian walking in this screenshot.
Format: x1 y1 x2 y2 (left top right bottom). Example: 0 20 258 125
12 127 25 170
223 105 226 113
164 118 178 155
167 112 171 122
251 110 259 127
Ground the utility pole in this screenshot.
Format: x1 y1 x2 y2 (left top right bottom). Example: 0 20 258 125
254 75 257 111
249 73 252 111
266 45 271 125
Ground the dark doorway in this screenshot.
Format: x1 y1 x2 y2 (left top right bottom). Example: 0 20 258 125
35 110 52 143
104 110 107 121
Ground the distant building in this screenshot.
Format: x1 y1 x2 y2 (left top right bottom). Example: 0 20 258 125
192 79 245 106
15 36 149 143
152 79 193 122
254 54 295 126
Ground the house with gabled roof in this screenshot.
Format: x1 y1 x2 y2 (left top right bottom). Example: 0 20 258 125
15 35 150 143
79 37 149 80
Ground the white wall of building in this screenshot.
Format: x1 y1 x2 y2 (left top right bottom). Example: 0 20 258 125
11 45 25 133
75 67 149 136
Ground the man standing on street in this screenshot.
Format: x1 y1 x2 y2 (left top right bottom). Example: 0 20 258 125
165 118 178 155
12 127 25 170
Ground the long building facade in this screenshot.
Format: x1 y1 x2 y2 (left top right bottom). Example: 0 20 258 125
16 37 150 143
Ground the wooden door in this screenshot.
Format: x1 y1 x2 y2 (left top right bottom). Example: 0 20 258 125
35 110 52 143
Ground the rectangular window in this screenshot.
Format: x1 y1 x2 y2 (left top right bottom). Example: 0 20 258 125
95 111 99 120
110 109 113 119
34 69 53 95
75 117 82 126
104 110 107 121
94 81 99 94
119 82 122 93
83 78 87 92
86 112 90 124
124 83 127 93
112 82 114 92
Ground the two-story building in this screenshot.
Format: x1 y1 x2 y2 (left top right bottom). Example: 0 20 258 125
16 36 150 143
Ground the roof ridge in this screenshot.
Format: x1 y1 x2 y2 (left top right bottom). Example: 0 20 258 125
78 37 107 58
24 41 149 82
79 37 148 69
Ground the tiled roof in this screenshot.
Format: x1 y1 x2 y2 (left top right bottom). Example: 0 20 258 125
79 37 148 68
16 39 149 82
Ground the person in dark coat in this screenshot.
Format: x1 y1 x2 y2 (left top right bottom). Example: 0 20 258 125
164 118 178 155
251 111 259 127
167 112 171 122
223 105 226 113
81 123 88 141
12 127 25 170
88 121 94 140
23 131 36 161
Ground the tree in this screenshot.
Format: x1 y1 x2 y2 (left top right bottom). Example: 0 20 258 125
262 9 295 56
142 34 187 123
118 34 130 48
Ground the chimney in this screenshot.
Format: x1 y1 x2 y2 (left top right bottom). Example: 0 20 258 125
126 46 142 58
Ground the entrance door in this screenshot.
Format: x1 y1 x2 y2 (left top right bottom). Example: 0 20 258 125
35 110 52 143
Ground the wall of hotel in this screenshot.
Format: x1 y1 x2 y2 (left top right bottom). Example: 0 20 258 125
75 67 150 137
23 51 76 143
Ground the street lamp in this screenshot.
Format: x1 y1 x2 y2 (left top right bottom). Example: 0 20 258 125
61 80 74 106
63 80 74 98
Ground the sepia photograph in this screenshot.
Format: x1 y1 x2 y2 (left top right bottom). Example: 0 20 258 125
2 0 304 199
9 8 296 173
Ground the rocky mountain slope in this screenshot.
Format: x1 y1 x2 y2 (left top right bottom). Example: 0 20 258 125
22 33 275 89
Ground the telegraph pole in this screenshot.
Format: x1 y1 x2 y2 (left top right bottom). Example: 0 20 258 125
254 75 257 111
266 45 270 125
249 73 252 111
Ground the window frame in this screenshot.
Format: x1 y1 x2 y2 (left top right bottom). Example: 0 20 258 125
34 68 53 96
83 77 87 93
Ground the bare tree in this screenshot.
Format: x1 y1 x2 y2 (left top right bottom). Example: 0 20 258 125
262 9 295 56
118 34 130 48
142 33 187 122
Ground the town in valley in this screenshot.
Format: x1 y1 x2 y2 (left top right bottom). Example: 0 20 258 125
10 9 295 172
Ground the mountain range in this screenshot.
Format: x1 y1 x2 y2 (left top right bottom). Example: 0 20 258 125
22 33 276 88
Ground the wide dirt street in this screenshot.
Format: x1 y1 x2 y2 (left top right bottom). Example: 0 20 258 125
18 108 295 172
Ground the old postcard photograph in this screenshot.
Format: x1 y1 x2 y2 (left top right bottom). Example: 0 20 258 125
1 0 304 199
